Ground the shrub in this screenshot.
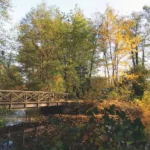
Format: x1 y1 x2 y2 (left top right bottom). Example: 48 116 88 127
136 91 150 134
85 105 147 150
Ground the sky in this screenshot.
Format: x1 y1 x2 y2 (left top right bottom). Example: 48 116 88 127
11 0 150 25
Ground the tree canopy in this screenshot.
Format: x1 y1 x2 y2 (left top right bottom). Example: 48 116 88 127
0 2 150 98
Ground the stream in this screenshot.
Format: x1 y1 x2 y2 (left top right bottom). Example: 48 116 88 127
0 108 56 150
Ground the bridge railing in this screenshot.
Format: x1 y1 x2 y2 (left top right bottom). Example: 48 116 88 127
0 90 69 109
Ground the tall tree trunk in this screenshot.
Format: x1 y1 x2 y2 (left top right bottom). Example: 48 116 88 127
142 40 145 67
104 52 110 86
108 38 113 86
135 46 139 66
87 47 96 95
89 48 95 78
131 51 136 68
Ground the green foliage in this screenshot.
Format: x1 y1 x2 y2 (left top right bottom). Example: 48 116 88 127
0 0 11 48
45 103 146 150
17 3 96 96
85 105 147 150
140 91 150 105
130 66 149 98
0 0 11 20
104 106 146 149
0 64 23 90
136 91 150 135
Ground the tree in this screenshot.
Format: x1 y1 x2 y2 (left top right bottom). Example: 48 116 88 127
59 8 96 96
0 53 23 89
0 0 22 90
128 8 150 97
98 6 141 87
0 0 11 52
18 3 96 97
18 3 63 90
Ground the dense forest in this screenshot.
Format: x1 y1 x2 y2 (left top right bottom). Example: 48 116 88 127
0 0 150 99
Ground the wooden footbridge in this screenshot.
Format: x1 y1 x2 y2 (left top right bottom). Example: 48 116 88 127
0 90 69 109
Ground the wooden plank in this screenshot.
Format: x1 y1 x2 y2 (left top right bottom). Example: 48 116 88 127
11 104 25 109
9 103 62 109
0 90 68 95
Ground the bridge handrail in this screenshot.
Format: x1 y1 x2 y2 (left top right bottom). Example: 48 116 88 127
0 90 69 95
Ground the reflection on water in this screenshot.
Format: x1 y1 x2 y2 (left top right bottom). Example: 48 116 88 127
5 110 26 126
0 124 54 150
0 109 43 127
0 139 13 150
0 109 51 150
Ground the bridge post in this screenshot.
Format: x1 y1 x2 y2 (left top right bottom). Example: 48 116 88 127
66 93 68 102
48 93 53 106
24 93 27 108
37 93 40 108
9 92 12 109
37 94 39 108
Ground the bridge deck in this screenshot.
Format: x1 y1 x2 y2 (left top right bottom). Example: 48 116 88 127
0 90 69 109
